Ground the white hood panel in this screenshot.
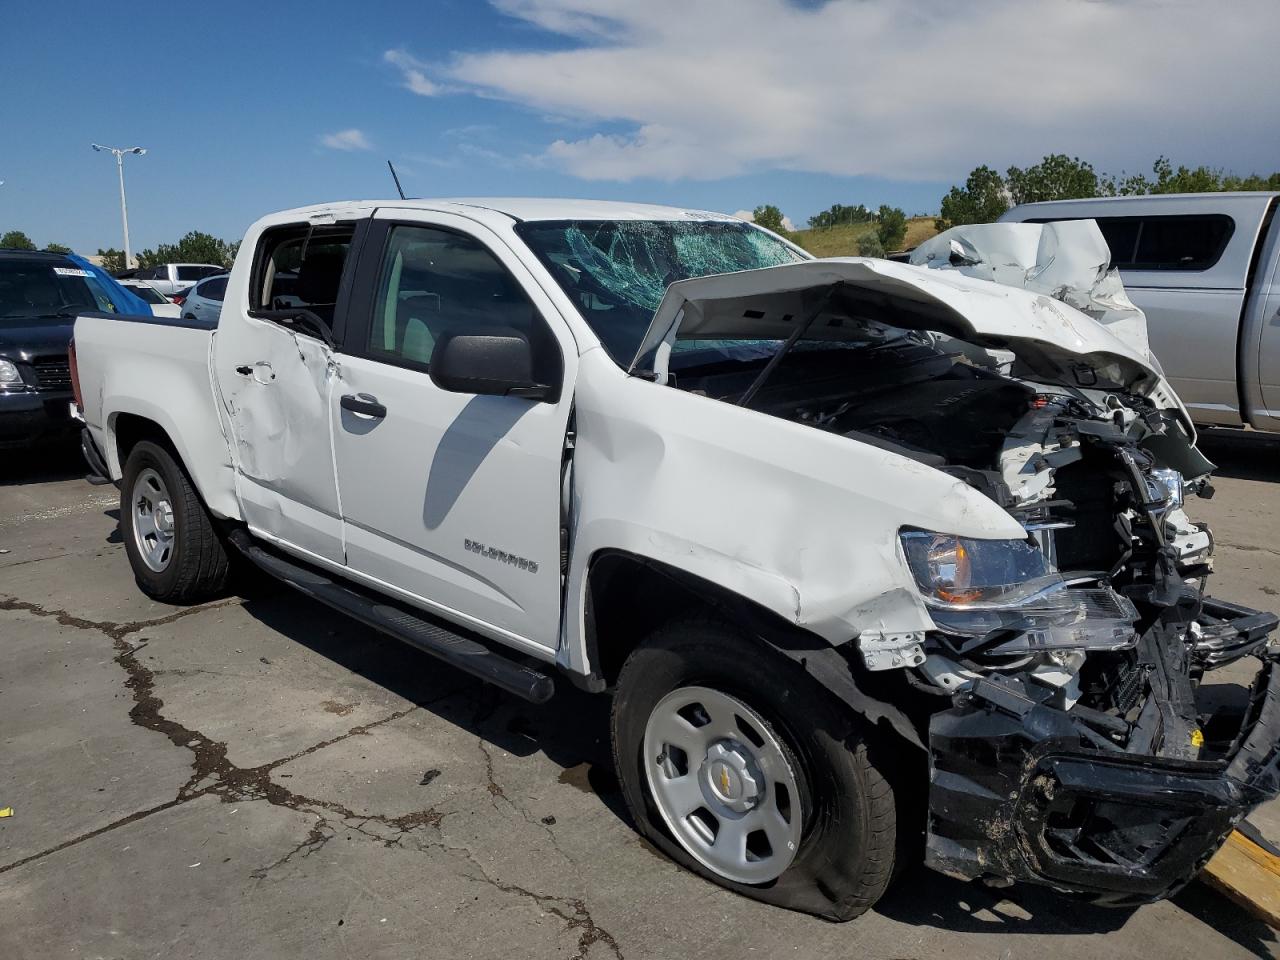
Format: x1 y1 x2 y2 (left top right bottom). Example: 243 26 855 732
631 257 1169 400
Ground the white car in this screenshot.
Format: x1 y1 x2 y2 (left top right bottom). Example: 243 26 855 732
179 274 227 326
70 198 1280 920
118 279 181 318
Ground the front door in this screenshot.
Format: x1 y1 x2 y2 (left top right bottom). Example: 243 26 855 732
330 212 576 653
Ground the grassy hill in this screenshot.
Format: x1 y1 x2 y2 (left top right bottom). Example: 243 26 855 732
787 216 939 258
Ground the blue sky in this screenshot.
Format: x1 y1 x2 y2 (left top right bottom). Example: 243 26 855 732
2 0 1277 253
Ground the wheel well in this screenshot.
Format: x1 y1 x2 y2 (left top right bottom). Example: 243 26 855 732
113 413 175 469
586 553 715 686
585 550 927 755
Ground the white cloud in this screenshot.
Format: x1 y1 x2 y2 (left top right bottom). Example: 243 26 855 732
320 128 373 151
733 208 796 231
438 0 1280 182
385 48 442 97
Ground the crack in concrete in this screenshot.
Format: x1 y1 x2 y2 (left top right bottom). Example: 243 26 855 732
1 591 624 955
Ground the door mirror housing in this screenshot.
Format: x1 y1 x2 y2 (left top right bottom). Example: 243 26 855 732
429 328 558 401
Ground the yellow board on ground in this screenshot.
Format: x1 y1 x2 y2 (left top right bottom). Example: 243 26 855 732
1202 830 1280 928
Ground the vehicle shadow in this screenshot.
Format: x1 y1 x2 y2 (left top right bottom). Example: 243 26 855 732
235 586 1277 950
1198 430 1280 483
236 586 626 822
875 861 1276 953
0 439 85 487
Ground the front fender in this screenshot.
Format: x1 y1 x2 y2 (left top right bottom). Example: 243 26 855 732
560 350 1024 677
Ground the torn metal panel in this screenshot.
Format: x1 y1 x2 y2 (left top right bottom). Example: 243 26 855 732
910 220 1152 361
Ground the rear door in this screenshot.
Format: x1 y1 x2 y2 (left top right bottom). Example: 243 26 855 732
212 216 365 563
328 210 576 653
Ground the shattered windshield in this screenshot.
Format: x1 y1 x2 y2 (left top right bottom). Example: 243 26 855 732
514 219 804 363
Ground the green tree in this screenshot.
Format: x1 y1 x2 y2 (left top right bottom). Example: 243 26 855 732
808 203 873 229
96 248 127 273
136 230 237 270
876 205 908 252
752 204 786 233
1 230 36 250
936 165 1009 230
44 242 72 254
1005 154 1099 205
856 232 885 258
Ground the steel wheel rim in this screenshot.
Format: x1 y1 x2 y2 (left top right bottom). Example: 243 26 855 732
643 685 803 884
132 467 176 573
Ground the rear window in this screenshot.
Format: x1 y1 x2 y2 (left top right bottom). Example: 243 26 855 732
1031 214 1235 271
128 284 168 305
250 223 356 324
0 260 116 319
177 265 221 281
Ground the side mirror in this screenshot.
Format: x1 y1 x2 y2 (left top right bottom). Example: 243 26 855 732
429 328 557 401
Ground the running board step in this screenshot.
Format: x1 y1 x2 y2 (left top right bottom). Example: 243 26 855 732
228 530 555 703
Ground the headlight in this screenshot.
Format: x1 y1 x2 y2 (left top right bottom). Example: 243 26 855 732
1150 467 1184 510
900 531 1060 607
900 530 1138 654
0 358 23 386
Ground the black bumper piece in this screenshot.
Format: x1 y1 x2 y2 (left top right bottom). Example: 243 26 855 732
926 625 1280 904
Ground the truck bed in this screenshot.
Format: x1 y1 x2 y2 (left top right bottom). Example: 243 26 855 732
73 311 240 520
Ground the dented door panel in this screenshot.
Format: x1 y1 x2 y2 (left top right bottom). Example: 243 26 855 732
214 317 344 562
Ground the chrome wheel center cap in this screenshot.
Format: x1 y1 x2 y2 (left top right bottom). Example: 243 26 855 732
702 740 761 814
154 501 174 535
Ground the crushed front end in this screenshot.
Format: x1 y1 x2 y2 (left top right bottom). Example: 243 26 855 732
903 394 1280 902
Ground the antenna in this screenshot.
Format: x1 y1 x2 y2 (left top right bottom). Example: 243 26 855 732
387 160 406 200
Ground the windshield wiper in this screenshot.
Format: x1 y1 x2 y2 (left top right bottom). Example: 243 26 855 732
736 283 841 408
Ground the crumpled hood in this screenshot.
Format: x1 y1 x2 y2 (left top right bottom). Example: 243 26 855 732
908 220 1153 363
630 257 1188 424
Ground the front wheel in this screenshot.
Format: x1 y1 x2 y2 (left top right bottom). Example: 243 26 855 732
121 440 230 603
611 620 897 921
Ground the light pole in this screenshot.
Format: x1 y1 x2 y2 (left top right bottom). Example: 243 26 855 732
91 144 146 267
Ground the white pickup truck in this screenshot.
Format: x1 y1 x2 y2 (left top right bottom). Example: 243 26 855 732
72 198 1280 920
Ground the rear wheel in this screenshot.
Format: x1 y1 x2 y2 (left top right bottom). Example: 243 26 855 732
611 620 897 921
121 440 230 603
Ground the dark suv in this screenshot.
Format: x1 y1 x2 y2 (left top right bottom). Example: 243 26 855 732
0 250 117 449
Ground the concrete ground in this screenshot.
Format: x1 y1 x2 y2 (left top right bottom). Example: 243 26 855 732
2 433 1279 960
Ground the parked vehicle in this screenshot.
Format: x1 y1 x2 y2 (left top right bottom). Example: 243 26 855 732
1001 192 1280 431
72 199 1280 920
118 279 181 318
131 263 224 296
0 250 121 448
180 274 227 325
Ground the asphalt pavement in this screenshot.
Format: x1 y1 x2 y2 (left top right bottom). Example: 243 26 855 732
1 433 1279 959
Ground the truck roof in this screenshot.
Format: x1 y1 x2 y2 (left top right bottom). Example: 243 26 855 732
266 198 743 225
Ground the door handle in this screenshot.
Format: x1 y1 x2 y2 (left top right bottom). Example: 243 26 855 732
235 362 275 384
341 393 387 418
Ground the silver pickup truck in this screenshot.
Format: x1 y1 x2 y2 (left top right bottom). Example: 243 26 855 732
1003 192 1280 432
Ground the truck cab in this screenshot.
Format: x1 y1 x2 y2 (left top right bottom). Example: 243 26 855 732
1002 192 1280 431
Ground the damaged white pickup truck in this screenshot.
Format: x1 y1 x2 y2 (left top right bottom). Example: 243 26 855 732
72 199 1280 921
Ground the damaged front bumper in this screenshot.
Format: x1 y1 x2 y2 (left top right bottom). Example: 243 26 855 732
925 602 1280 905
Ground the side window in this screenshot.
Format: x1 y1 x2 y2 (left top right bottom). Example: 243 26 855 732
366 224 558 382
1088 215 1235 271
200 277 228 302
250 223 355 324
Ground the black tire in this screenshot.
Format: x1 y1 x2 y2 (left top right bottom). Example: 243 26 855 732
121 440 230 603
611 619 897 921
